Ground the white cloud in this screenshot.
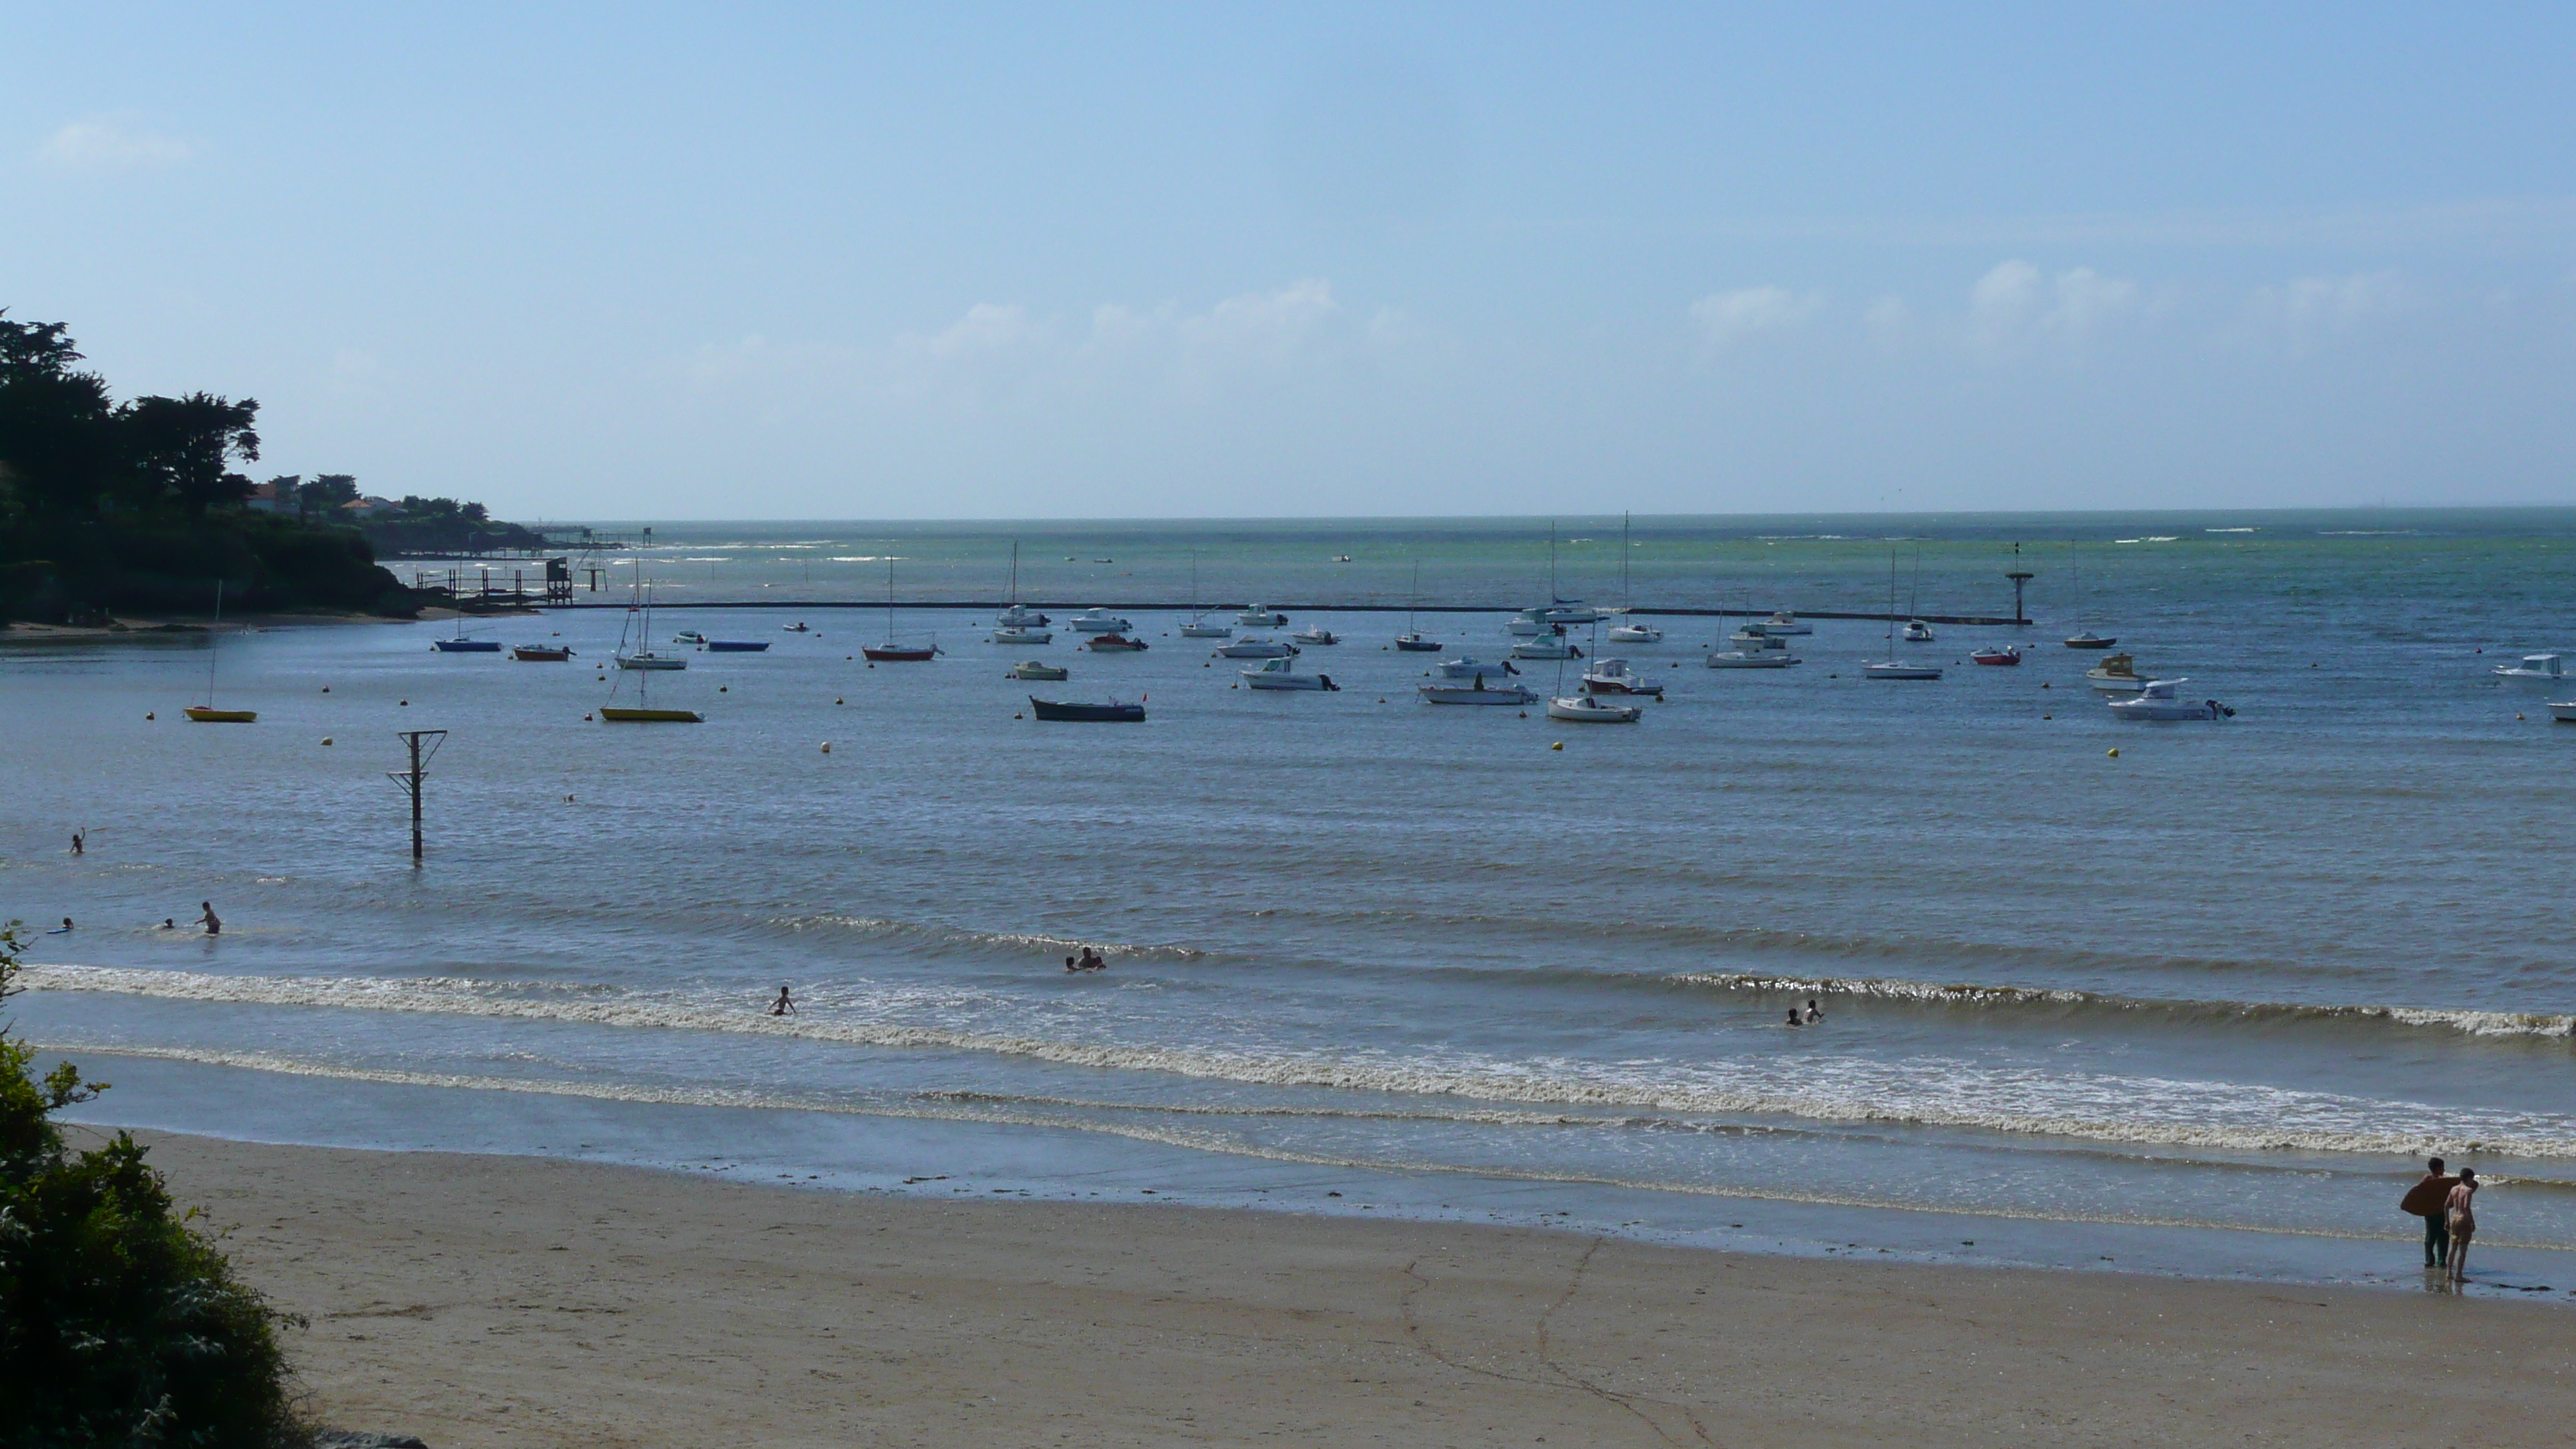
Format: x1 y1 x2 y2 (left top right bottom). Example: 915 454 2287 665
1689 286 1824 347
36 115 195 173
1967 259 2139 358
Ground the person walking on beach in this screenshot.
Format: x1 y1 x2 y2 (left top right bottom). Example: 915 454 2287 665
197 901 221 936
2446 1168 2481 1283
2401 1157 2459 1269
770 986 796 1016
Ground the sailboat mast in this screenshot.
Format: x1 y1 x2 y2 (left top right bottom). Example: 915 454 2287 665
206 579 223 704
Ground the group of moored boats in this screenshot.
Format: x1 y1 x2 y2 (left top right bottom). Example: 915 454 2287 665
2492 653 2576 724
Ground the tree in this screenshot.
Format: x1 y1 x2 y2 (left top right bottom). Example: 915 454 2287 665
0 312 119 517
118 392 261 516
296 473 358 521
0 922 310 1446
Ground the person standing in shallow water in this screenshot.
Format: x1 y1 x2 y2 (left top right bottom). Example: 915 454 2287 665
770 986 796 1016
2402 1156 2459 1269
197 901 221 936
2447 1168 2481 1284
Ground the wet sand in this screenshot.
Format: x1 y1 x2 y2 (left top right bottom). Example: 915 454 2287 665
130 1129 2576 1448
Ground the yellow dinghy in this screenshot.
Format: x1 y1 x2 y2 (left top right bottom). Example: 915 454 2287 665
599 707 701 724
183 706 258 723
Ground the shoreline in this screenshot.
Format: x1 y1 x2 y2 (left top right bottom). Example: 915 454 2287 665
120 1127 2576 1447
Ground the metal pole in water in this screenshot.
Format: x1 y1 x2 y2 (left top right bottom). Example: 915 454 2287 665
389 730 447 865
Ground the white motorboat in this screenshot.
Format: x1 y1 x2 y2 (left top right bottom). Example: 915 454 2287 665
1178 621 1234 639
1580 659 1664 697
1068 608 1132 633
2495 653 2565 681
1543 604 1601 626
1707 646 1800 669
1291 625 1338 646
1506 608 1554 636
1728 627 1779 648
1217 636 1298 659
672 630 707 645
1902 619 1935 642
2107 678 2230 721
2547 700 2576 723
2064 630 2119 650
1754 611 1811 635
1607 620 1662 643
1419 681 1540 705
989 625 1053 646
1242 656 1338 691
1009 660 1069 681
1437 656 1519 680
1547 694 1639 723
1238 605 1288 627
2085 653 2152 693
1510 634 1583 660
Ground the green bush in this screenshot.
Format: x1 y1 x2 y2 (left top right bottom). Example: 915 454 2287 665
0 923 310 1447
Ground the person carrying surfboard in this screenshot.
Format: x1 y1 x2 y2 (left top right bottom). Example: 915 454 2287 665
2400 1157 2460 1269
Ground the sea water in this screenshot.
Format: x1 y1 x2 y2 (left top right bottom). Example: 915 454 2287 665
10 509 2576 1297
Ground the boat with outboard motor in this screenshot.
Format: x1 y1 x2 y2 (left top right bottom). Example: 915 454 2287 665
1437 656 1519 680
1009 660 1069 681
1579 659 1664 697
1238 605 1288 627
1419 680 1539 705
1242 656 1338 690
1067 608 1132 634
1547 693 1639 722
514 644 575 662
1292 625 1338 646
1971 646 2021 666
1752 611 1810 635
1084 633 1149 652
1509 633 1583 660
2496 653 2565 681
1706 636 1800 667
1217 636 1297 658
989 625 1053 646
2107 678 2232 721
1029 696 1143 721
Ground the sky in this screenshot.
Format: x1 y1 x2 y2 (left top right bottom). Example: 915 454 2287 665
4 4 2574 520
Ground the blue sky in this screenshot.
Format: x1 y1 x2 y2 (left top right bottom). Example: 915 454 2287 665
5 4 2572 519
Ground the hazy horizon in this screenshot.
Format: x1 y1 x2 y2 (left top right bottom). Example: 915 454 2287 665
9 5 2574 520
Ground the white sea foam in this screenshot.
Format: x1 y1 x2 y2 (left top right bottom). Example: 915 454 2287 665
54 1040 2550 1249
26 966 2576 1160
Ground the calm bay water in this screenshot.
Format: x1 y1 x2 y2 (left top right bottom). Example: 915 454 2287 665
11 509 2576 1294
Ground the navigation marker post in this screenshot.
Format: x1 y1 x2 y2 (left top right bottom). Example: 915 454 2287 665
388 729 447 864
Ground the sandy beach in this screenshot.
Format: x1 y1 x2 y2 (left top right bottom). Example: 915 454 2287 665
109 1129 2574 1448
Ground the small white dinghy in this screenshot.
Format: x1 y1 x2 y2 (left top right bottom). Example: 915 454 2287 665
1419 681 1540 705
2106 678 2232 721
1217 636 1298 658
2495 653 2565 681
1547 694 1640 723
1242 656 1338 690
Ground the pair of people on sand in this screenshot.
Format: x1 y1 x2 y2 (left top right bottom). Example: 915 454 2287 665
2403 1156 2481 1283
1064 948 1107 974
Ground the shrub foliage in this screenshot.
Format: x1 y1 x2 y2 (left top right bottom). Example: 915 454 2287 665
0 923 308 1447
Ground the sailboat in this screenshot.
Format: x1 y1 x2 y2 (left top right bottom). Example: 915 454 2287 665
2064 549 2116 649
183 580 257 722
1607 514 1661 643
1900 550 1934 642
1865 553 1942 680
431 611 501 653
864 557 940 662
1530 523 1599 626
1178 554 1232 638
995 542 1050 629
1394 560 1440 650
615 565 687 670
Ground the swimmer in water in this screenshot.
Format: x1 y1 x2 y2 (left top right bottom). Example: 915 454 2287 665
159 918 176 930
1803 999 1824 1024
769 986 796 1016
48 917 74 934
1785 1008 1803 1027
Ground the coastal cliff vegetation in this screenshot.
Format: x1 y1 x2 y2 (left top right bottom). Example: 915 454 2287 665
0 312 416 623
